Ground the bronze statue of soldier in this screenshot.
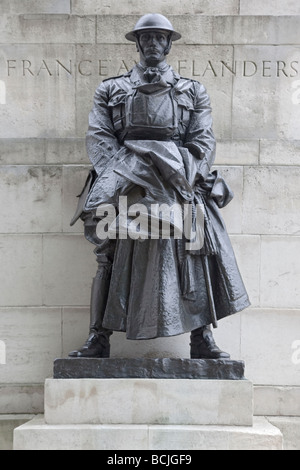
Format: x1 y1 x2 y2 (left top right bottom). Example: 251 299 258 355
69 14 250 360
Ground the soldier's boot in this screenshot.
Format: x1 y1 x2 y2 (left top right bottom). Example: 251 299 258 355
190 325 230 359
69 275 112 358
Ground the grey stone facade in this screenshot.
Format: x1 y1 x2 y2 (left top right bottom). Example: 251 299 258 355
0 0 299 449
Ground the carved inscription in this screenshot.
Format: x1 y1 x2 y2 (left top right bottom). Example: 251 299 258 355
3 58 299 78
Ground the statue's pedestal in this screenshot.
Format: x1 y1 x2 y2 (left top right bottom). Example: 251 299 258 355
44 377 253 427
52 357 246 380
13 358 283 450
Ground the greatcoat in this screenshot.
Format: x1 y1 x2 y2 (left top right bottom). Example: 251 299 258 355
74 63 250 340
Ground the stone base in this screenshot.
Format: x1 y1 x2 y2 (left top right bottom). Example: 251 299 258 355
13 359 286 450
13 415 283 450
44 378 253 426
0 415 34 451
267 417 300 450
53 358 245 380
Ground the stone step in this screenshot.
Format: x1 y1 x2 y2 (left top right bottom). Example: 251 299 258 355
13 415 283 450
44 377 253 426
0 415 34 451
267 417 300 451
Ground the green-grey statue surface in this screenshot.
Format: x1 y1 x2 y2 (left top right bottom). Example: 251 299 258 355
69 14 250 360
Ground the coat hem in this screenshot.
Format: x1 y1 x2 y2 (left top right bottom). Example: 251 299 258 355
103 296 251 340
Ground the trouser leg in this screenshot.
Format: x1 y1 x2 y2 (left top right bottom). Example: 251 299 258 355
68 272 112 358
68 211 116 358
89 273 113 336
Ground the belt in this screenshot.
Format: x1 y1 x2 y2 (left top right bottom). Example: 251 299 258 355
124 136 173 142
123 134 183 145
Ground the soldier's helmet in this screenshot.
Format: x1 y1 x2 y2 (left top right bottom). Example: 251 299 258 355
125 13 181 42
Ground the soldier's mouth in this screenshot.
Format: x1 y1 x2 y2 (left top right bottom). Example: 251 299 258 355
146 48 160 54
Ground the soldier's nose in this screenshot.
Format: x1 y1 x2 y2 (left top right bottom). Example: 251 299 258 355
149 36 158 45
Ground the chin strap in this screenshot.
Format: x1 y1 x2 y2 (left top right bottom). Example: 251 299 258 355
164 33 173 56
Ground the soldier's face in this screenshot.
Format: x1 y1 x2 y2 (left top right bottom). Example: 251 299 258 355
138 30 170 65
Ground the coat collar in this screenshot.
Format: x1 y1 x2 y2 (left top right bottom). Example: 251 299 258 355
126 63 181 86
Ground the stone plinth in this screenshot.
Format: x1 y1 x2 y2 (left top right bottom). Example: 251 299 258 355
44 377 253 426
13 359 285 450
13 415 283 451
53 357 245 380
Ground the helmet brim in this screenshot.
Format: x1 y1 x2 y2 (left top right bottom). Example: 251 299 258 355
125 28 181 42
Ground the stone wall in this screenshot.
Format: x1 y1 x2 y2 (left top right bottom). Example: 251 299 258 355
0 1 300 414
